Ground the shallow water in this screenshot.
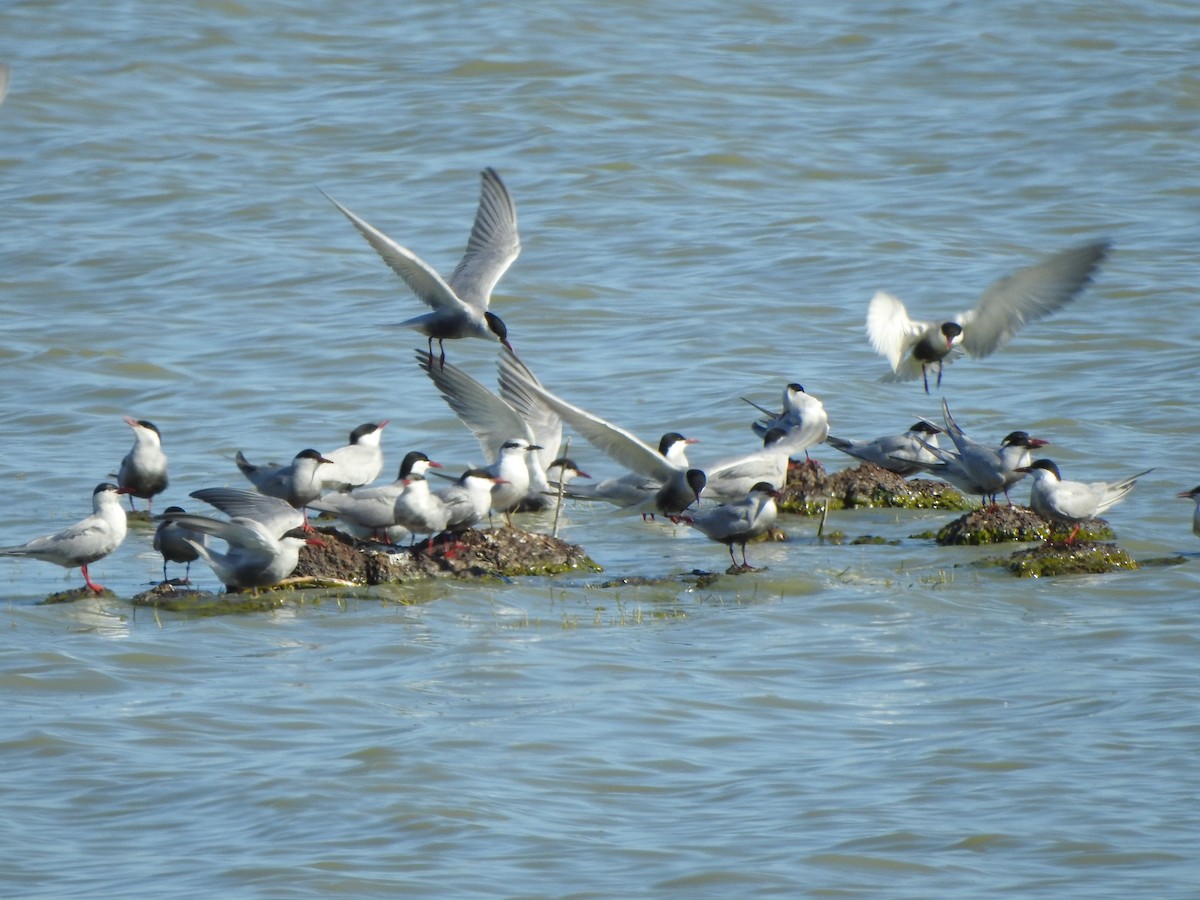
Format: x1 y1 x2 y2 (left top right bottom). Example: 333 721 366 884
2 1 1200 896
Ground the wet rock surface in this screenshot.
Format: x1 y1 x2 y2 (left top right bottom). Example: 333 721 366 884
128 526 602 613
778 461 972 515
39 586 119 605
982 541 1139 578
936 506 1115 546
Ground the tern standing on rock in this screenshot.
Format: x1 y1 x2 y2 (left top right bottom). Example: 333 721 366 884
153 506 206 583
826 421 944 476
323 168 520 367
320 421 388 493
117 417 169 513
234 448 333 527
0 483 128 593
1018 459 1152 544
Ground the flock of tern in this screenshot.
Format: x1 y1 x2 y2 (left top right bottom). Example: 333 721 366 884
0 163 1183 595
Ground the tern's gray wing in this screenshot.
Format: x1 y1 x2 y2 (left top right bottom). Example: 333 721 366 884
497 352 563 476
447 168 520 310
189 488 303 538
939 398 977 456
159 512 280 557
958 240 1110 359
418 351 531 464
501 357 678 483
322 191 473 317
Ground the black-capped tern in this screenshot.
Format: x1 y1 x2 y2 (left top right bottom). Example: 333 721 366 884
437 468 507 535
1017 459 1152 543
234 447 333 526
320 421 388 493
681 482 780 570
866 240 1111 392
826 421 944 476
323 168 519 367
117 417 168 513
153 506 205 583
0 483 128 593
906 399 1047 506
311 450 439 544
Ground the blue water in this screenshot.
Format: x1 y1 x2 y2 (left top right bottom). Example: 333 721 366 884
2 1 1200 896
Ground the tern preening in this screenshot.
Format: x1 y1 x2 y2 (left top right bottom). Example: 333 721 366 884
0 483 128 593
742 382 829 463
866 240 1110 392
323 168 520 367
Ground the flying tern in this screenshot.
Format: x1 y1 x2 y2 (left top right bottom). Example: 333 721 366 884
323 168 519 367
866 240 1111 392
0 483 128 593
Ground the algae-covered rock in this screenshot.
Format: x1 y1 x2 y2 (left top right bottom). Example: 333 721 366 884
937 506 1115 546
937 506 1048 545
984 541 1139 578
288 526 601 585
39 586 119 604
777 462 972 515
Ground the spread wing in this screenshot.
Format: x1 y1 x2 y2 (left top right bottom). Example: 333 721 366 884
958 240 1110 358
447 168 520 310
496 351 563 475
502 358 679 483
866 291 932 380
322 190 473 317
417 351 531 464
189 488 304 538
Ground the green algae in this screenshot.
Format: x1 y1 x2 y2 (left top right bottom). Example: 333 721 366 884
979 541 1139 578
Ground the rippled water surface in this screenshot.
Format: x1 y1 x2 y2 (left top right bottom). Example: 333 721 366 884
3 1 1200 896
